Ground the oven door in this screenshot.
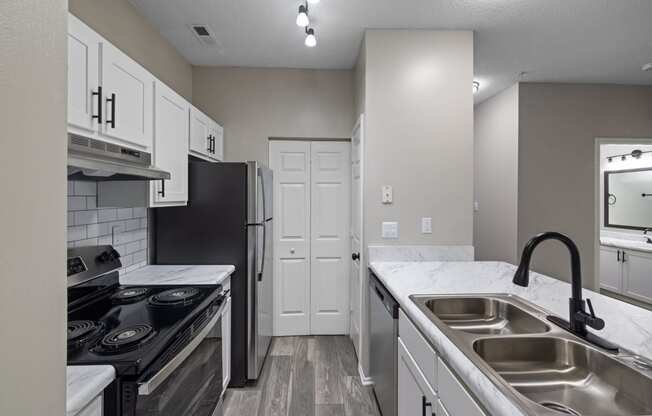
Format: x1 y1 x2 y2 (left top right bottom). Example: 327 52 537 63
135 303 224 416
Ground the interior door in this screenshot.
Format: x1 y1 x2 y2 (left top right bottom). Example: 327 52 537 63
270 141 311 336
67 14 100 134
100 41 153 149
310 141 351 334
151 81 189 205
350 115 364 355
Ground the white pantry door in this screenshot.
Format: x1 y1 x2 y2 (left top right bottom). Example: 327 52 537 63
310 142 351 334
270 141 312 336
349 115 364 356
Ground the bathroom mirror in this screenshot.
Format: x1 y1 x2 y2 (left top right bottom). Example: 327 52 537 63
604 168 652 230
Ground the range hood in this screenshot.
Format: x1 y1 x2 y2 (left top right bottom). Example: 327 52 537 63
67 135 170 181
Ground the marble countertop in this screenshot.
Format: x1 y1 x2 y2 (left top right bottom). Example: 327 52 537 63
67 366 115 416
120 265 235 286
600 236 652 253
369 260 652 416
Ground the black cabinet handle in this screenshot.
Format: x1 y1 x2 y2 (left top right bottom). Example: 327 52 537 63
106 93 116 128
422 396 434 416
352 252 360 261
92 86 103 124
617 250 621 262
158 179 165 198
207 135 212 153
211 135 215 153
622 251 627 263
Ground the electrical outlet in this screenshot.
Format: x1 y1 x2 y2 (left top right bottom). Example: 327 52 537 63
382 185 393 204
421 217 432 234
382 221 398 239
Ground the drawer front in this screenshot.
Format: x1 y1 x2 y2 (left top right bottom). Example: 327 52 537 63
75 394 103 416
438 357 485 416
399 309 438 391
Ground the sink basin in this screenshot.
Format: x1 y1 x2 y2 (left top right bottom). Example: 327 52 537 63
473 337 652 416
422 297 550 335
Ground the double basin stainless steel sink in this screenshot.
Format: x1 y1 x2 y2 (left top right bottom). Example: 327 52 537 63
411 294 652 416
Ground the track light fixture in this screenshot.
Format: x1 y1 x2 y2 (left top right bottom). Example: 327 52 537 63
296 4 309 27
305 27 316 47
473 81 480 94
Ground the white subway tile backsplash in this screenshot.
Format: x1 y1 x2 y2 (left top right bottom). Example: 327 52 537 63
98 208 117 222
74 210 98 225
74 181 97 196
68 196 86 211
117 208 133 220
66 180 148 274
133 207 147 218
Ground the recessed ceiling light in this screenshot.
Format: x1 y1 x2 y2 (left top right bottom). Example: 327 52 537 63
296 5 309 27
305 28 316 47
473 81 480 94
643 63 652 72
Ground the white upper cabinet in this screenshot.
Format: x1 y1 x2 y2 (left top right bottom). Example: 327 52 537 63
67 14 100 134
189 106 223 162
67 13 153 151
100 42 154 150
150 81 189 206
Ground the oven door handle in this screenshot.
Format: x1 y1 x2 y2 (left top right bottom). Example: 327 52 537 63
137 303 224 395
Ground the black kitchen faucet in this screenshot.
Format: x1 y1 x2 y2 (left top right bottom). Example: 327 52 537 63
513 232 619 352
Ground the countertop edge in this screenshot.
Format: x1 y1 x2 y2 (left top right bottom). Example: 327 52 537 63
119 264 236 286
66 365 115 416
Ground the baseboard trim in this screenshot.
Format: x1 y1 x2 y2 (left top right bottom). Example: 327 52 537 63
358 363 374 386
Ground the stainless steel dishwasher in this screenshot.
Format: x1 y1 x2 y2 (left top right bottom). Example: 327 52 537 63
369 272 399 416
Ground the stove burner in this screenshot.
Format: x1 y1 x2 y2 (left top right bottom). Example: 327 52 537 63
111 287 151 304
68 320 104 349
95 325 155 354
149 287 202 308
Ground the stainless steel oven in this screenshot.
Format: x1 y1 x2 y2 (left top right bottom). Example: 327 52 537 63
131 299 225 416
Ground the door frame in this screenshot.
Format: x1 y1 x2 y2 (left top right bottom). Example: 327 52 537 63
268 138 352 336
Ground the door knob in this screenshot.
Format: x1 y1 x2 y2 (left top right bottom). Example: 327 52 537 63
352 252 360 261
290 248 295 254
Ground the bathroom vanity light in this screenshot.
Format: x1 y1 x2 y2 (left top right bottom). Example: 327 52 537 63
606 149 652 162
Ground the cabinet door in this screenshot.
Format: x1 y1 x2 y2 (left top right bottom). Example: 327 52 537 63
100 42 153 149
222 296 231 391
398 338 436 416
599 246 623 293
151 81 189 206
211 122 224 161
189 106 212 159
623 250 652 304
68 14 100 134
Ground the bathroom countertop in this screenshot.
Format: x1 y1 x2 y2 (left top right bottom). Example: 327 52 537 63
369 260 652 416
120 265 235 286
67 365 115 416
600 236 652 254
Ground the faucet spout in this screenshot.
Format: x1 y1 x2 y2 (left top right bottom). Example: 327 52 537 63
514 232 618 352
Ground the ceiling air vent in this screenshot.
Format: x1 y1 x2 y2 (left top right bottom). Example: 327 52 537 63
190 24 218 46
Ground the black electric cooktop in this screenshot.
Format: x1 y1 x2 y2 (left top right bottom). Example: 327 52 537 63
67 278 223 378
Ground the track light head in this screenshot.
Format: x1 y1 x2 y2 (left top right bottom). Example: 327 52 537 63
296 5 309 27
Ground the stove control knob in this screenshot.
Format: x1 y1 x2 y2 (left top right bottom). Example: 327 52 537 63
96 251 111 263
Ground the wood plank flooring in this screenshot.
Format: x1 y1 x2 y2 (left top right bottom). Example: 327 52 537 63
223 336 380 416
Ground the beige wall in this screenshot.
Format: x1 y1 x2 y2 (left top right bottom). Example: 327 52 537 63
518 83 652 287
192 67 355 163
354 41 366 119
474 84 519 263
363 30 474 245
69 0 193 100
0 0 68 414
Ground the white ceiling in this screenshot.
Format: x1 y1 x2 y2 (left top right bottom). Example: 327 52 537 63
129 0 652 102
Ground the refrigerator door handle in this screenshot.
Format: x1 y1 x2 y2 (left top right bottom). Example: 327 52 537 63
257 168 267 282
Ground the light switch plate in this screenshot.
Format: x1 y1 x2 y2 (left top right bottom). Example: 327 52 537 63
421 217 432 234
382 221 399 239
382 185 393 204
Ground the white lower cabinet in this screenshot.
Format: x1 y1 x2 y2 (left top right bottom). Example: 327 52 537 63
398 338 437 416
600 245 652 304
398 310 485 416
222 293 232 392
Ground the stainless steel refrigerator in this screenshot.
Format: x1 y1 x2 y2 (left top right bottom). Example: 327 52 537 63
154 160 273 386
